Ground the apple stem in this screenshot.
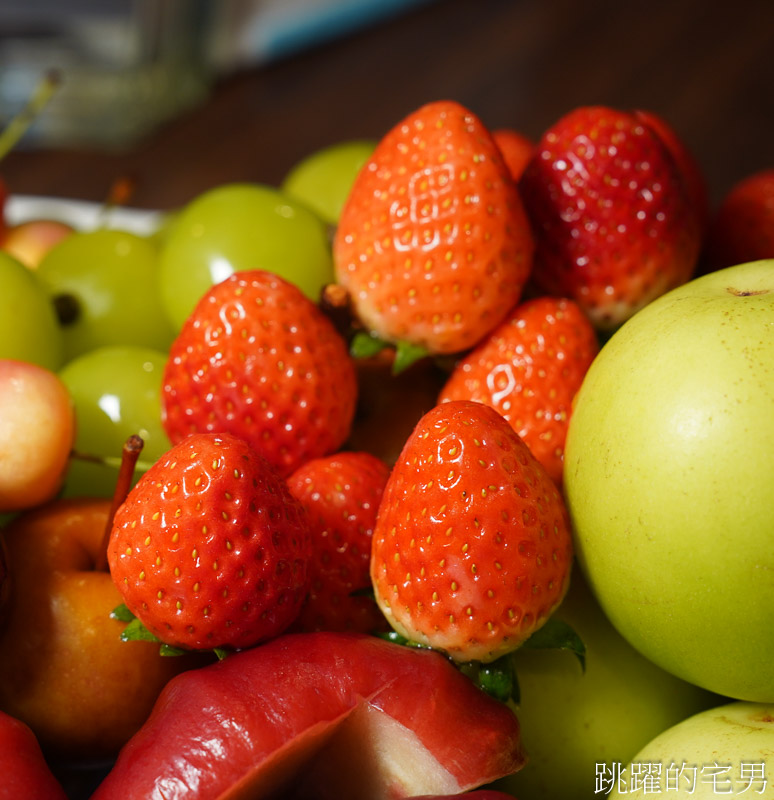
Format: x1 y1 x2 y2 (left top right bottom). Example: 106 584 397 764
0 70 61 162
95 434 144 573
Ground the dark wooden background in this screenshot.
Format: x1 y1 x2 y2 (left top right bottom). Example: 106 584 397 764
3 0 774 213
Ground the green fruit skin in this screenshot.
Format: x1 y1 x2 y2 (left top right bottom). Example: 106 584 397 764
492 570 718 800
564 260 774 702
611 701 774 798
59 345 171 498
158 183 334 331
281 139 376 226
36 229 176 362
0 251 64 370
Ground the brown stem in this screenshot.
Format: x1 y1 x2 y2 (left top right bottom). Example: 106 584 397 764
95 434 144 572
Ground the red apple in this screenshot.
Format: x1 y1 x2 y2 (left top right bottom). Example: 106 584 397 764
0 497 210 760
92 631 525 799
1 219 74 270
0 709 67 799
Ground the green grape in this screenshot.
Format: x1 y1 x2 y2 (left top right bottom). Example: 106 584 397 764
281 139 376 225
158 182 333 331
0 250 64 370
59 345 172 499
35 228 176 363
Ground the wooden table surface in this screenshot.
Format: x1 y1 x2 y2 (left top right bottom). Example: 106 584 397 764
3 0 774 213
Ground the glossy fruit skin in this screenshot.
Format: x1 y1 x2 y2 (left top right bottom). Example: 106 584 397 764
564 260 774 702
493 570 718 800
286 451 391 633
439 296 599 485
611 701 774 798
162 269 358 479
633 109 709 234
371 399 573 663
0 498 202 759
334 100 534 355
0 250 63 370
704 168 774 271
158 182 334 331
35 228 176 362
59 345 171 499
281 139 376 225
519 105 701 331
108 432 312 651
91 632 525 800
0 710 68 800
0 359 75 512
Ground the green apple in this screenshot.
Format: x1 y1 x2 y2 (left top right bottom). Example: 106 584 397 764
281 139 376 225
491 570 718 800
564 260 774 702
610 701 774 798
157 183 334 330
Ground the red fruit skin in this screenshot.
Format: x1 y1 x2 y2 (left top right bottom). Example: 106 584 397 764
371 399 573 663
108 432 312 651
91 632 525 800
334 100 534 355
492 128 534 182
162 269 358 479
286 451 391 634
439 296 599 486
633 109 710 235
414 793 517 800
0 710 67 800
519 105 701 330
704 168 774 271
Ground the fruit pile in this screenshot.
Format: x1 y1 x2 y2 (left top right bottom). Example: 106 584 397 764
0 98 772 800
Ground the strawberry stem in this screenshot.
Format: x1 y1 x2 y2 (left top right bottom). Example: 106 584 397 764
95 434 144 572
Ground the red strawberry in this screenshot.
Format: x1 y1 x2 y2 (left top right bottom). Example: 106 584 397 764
519 105 702 331
633 109 710 234
438 296 599 486
161 269 358 479
370 399 573 663
492 128 535 182
286 450 391 633
108 432 312 652
704 168 774 271
334 100 534 357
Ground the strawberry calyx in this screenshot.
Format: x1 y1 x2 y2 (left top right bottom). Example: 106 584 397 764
350 330 430 374
377 616 586 705
111 603 230 661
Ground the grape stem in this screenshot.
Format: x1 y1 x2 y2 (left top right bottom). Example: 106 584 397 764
0 70 61 162
95 434 144 573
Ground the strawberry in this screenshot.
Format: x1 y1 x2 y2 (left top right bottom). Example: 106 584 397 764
334 100 534 357
370 399 573 663
704 168 774 271
438 296 599 486
286 450 391 633
633 109 710 234
492 128 535 182
108 432 312 652
519 105 702 331
161 269 358 479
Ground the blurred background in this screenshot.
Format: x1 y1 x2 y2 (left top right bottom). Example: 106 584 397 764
1 0 773 210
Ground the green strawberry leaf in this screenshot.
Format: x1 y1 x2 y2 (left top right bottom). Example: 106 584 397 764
110 603 136 623
112 603 231 660
519 617 586 671
458 655 517 704
120 617 162 644
392 340 430 374
350 331 390 359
